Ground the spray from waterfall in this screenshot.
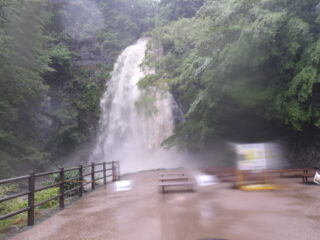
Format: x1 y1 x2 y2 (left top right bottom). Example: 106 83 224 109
59 0 104 41
91 38 186 174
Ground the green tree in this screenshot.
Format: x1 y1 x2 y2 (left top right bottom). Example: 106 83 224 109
144 0 320 150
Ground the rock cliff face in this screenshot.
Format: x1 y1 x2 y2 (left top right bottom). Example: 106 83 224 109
36 37 114 168
287 128 320 167
70 39 114 66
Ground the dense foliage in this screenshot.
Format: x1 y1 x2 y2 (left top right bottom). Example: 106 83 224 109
143 0 320 154
0 0 156 178
157 0 205 23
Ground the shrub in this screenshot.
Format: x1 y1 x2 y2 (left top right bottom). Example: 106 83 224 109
51 170 80 194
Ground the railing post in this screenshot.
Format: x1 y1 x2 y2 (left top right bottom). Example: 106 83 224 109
103 162 107 185
112 161 116 182
79 165 83 197
27 171 35 226
117 160 120 181
59 168 64 209
91 163 95 190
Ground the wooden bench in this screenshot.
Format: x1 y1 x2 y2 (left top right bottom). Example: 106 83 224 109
158 181 194 192
267 168 313 178
158 172 194 193
159 172 185 176
302 169 319 184
159 176 190 181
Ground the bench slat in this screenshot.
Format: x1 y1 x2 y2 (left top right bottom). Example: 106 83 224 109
159 181 193 186
159 176 189 181
159 172 185 176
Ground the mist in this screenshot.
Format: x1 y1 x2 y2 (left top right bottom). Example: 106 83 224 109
60 0 104 41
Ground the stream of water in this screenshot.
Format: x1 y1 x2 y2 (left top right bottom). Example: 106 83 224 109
91 38 185 174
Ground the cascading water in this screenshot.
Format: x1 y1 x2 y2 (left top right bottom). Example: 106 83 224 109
91 38 185 174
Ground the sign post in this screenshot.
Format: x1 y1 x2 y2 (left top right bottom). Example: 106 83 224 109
234 143 279 190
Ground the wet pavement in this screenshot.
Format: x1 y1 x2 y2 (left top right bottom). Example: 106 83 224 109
10 170 320 240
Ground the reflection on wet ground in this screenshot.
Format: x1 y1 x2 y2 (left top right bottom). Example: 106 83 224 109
10 170 320 240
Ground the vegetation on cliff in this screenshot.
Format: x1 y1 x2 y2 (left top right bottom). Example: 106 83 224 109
0 0 156 177
143 0 320 162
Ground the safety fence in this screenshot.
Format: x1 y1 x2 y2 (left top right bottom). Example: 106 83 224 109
0 161 119 226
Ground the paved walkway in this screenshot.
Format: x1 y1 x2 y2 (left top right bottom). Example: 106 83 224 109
10 170 320 240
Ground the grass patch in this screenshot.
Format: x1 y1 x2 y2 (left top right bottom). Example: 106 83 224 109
0 184 59 234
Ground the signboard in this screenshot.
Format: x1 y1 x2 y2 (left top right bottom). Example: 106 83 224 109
235 143 267 171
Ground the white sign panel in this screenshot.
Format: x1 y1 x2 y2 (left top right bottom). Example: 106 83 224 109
235 143 267 171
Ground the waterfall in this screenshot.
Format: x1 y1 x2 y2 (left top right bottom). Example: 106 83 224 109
91 38 184 174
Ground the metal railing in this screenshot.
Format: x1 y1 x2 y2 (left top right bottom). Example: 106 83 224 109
0 161 119 226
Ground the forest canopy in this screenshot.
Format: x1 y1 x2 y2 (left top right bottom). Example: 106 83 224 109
0 0 156 177
143 0 320 153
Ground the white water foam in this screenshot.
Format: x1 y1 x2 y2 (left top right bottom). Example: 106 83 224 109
91 38 186 174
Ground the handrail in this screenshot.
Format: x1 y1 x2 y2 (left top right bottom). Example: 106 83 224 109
82 173 92 178
0 175 29 184
35 170 60 178
0 191 30 203
0 207 30 221
63 176 80 182
82 181 91 187
0 161 120 226
35 182 61 193
95 176 105 181
82 162 113 168
93 163 104 166
34 194 62 208
64 167 80 172
64 186 81 196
